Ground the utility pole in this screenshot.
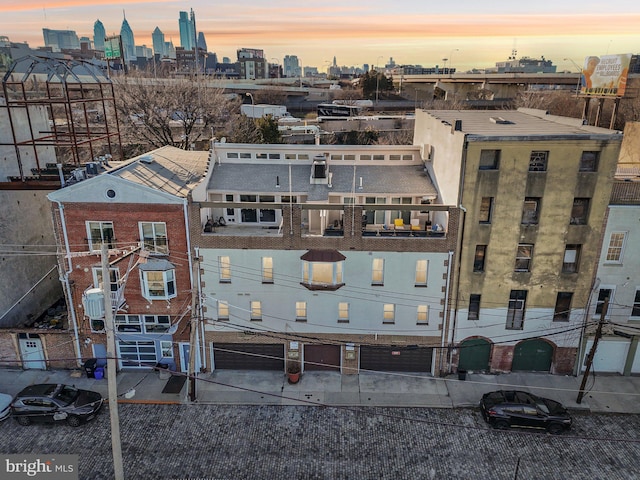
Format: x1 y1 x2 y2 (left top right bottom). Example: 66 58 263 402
102 243 125 480
188 253 200 402
577 296 608 404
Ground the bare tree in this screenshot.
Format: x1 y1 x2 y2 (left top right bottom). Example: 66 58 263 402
114 73 234 152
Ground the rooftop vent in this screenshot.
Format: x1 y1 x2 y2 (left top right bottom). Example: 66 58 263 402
139 155 154 164
489 116 513 124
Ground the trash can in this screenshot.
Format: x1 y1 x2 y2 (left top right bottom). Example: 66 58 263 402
458 369 467 381
84 358 98 378
94 367 104 380
156 362 171 380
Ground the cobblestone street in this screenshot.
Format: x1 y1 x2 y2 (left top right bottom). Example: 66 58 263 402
1 404 639 479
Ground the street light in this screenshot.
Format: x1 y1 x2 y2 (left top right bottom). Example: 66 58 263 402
564 58 583 95
245 92 255 118
441 58 447 74
449 49 459 76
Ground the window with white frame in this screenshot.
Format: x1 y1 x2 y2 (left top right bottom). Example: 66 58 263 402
143 315 171 333
506 290 527 330
219 256 231 283
87 221 114 251
372 258 384 285
383 304 395 324
515 244 533 272
562 245 581 273
417 305 429 324
595 288 614 317
92 267 120 292
250 301 262 321
115 314 142 332
139 222 168 254
262 257 273 283
605 232 626 263
631 290 640 319
160 341 173 358
295 302 307 321
301 250 345 291
415 260 428 286
217 301 229 321
338 302 349 323
139 261 176 300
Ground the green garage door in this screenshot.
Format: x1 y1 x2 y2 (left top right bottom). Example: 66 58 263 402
511 339 553 372
458 338 491 372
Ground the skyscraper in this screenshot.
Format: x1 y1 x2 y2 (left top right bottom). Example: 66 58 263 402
120 11 136 62
178 11 195 50
197 32 207 52
42 28 80 51
152 27 165 58
93 20 106 51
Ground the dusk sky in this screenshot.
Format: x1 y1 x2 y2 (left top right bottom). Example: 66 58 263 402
2 1 639 71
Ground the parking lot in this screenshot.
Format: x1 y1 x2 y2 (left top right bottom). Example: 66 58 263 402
1 404 639 479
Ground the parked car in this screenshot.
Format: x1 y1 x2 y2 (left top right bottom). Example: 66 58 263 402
11 384 103 427
0 393 12 421
480 390 572 434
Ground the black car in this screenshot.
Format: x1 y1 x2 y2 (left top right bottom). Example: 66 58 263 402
11 384 103 427
480 390 572 434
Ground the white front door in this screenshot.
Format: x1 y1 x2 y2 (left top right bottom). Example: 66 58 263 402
19 334 46 370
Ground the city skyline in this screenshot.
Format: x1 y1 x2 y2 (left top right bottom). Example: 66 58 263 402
2 1 639 71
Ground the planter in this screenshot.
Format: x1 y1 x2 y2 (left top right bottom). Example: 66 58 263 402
458 369 467 381
287 372 301 384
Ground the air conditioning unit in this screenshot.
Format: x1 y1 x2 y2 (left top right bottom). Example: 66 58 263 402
85 162 99 175
83 288 105 319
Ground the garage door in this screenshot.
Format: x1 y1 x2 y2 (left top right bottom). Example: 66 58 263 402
304 344 341 371
511 339 553 372
458 338 491 372
360 346 432 372
213 343 284 370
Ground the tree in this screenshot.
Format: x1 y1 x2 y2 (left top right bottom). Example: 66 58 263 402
361 71 394 100
224 114 283 144
113 73 233 153
256 115 283 144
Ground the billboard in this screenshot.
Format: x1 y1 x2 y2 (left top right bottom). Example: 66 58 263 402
580 53 632 97
104 36 122 60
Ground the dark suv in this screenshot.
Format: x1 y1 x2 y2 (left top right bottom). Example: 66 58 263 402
480 390 572 434
11 384 103 427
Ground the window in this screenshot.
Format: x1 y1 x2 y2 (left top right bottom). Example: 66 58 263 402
295 302 307 321
217 301 229 321
529 151 548 172
479 150 500 170
521 198 540 225
474 245 487 273
479 197 494 224
219 256 231 283
417 305 429 324
469 294 481 320
115 314 142 333
372 258 384 285
338 302 349 323
262 257 273 283
506 290 527 330
595 289 613 316
415 260 428 286
554 292 573 322
140 262 176 300
144 315 171 333
562 245 581 273
139 222 168 254
631 290 640 318
250 301 262 321
570 198 590 225
160 341 173 358
91 319 105 332
383 304 395 324
92 267 120 292
515 244 533 272
87 221 114 251
579 151 599 172
301 250 345 290
606 232 626 263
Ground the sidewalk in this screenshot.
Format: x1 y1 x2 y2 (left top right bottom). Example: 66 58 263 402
1 368 640 414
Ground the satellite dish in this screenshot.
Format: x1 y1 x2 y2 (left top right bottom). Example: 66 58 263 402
220 137 226 143
167 324 178 335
